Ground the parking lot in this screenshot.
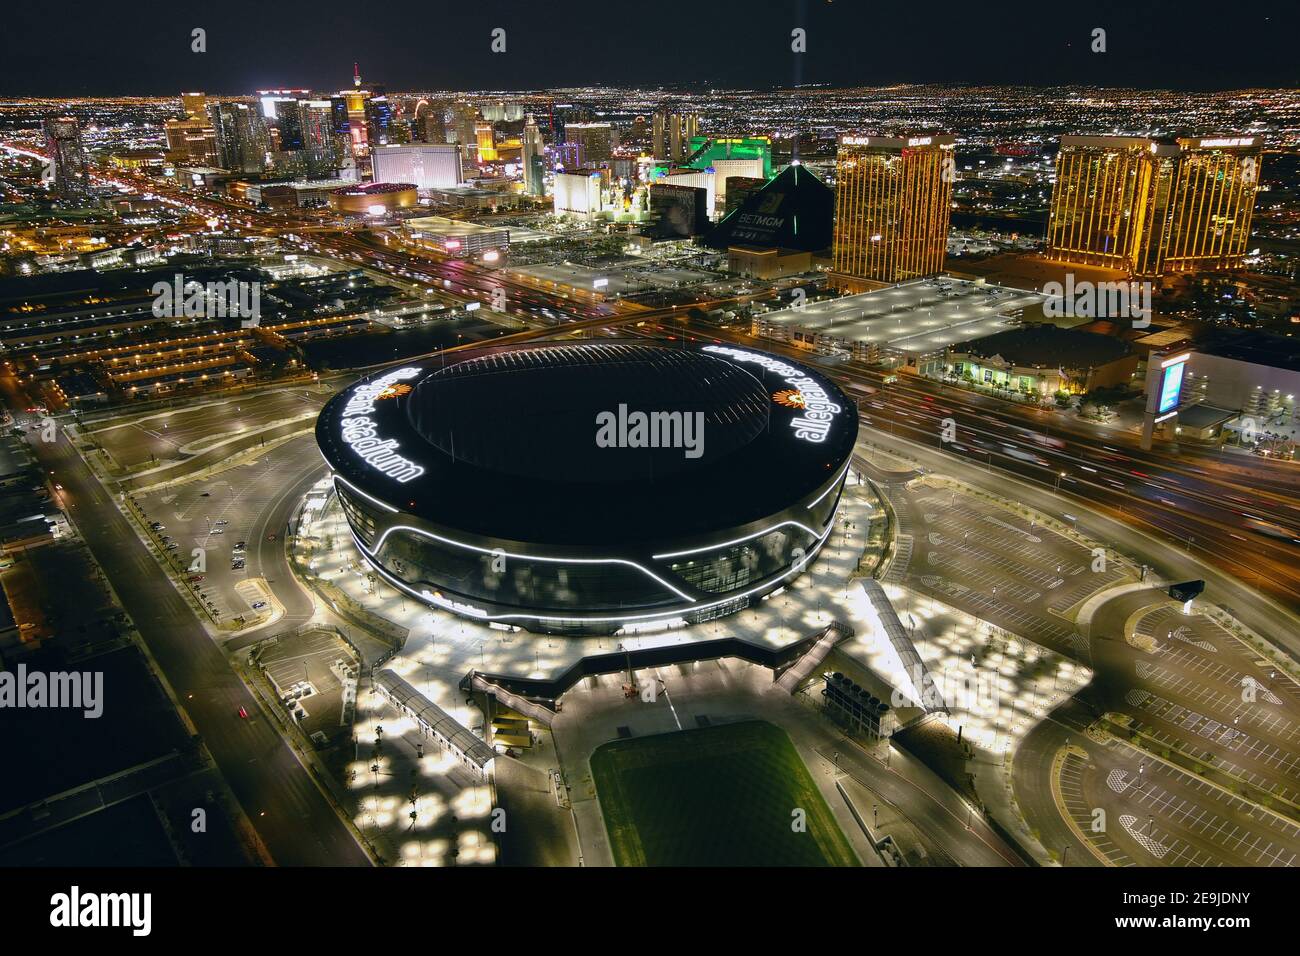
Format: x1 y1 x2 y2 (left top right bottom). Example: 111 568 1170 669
888 480 1133 663
1062 735 1300 867
85 386 329 472
131 433 325 627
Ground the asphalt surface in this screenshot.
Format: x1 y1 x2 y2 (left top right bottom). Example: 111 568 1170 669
85 388 327 471
133 433 325 630
673 318 1300 610
33 426 370 867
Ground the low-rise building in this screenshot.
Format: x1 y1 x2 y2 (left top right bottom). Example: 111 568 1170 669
945 324 1139 396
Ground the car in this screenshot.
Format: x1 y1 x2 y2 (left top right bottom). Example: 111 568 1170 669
166 543 179 551
210 527 224 535
251 601 268 611
149 522 164 530
234 541 246 550
188 575 204 583
214 519 228 527
238 706 248 719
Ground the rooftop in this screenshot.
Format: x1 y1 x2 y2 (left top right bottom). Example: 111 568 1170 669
949 324 1134 368
316 340 857 546
1195 328 1300 375
331 182 416 196
759 277 1046 355
403 216 510 238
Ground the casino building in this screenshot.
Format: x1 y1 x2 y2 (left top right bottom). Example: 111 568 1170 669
315 341 857 635
328 181 418 216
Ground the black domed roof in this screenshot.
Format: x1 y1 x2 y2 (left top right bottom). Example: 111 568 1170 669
317 340 857 547
405 343 770 483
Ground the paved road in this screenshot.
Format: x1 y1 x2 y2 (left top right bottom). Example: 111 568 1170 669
678 318 1300 608
135 435 325 632
85 388 327 470
854 426 1300 660
1014 709 1104 866
34 427 370 867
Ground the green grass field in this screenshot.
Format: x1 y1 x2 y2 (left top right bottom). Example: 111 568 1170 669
590 719 859 867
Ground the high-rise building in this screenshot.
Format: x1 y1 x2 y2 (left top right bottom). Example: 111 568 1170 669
208 102 269 174
371 144 464 189
681 136 771 213
296 100 333 150
653 168 716 218
180 92 208 120
553 169 605 218
1045 134 1263 278
565 122 615 166
329 96 351 137
554 141 583 170
480 100 523 123
165 115 218 165
522 116 546 197
415 102 446 144
649 182 710 237
42 116 90 197
831 134 956 284
652 111 698 164
449 103 479 146
475 122 497 162
256 91 311 151
365 96 394 148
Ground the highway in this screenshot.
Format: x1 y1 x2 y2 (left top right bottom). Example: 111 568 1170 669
30 426 370 866
668 318 1300 610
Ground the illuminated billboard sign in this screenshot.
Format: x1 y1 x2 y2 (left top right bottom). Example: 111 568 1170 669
703 345 841 443
1157 360 1186 414
339 368 426 483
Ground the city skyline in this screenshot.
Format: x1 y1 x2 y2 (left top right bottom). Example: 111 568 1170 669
0 1 1296 95
1 5 1299 929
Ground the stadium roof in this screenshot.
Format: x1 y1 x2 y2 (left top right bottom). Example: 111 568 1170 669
403 216 509 238
317 340 857 546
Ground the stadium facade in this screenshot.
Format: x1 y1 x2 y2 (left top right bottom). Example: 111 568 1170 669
316 341 857 635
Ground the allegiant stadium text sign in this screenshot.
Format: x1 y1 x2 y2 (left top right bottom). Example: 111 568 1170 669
703 346 842 443
339 367 426 483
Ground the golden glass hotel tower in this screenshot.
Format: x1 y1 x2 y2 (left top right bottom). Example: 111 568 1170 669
831 134 956 285
1045 135 1262 278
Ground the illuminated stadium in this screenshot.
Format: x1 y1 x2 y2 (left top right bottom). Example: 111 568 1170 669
316 340 857 635
328 181 419 215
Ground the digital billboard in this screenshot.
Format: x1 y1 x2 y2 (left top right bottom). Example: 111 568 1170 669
1158 360 1186 413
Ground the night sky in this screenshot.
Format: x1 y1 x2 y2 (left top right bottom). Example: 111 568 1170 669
3 0 1296 95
